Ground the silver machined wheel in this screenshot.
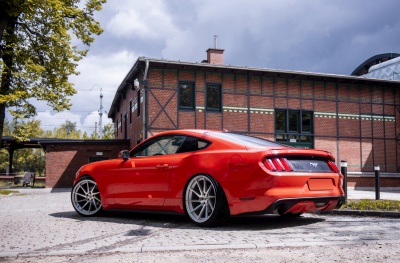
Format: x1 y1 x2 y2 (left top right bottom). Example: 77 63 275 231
71 178 102 216
185 175 217 223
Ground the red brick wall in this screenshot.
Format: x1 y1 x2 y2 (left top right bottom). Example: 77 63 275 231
348 176 400 188
45 141 129 188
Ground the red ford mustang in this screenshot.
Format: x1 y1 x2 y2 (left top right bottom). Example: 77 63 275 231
71 129 345 227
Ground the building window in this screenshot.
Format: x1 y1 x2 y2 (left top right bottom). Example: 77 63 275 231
137 92 141 117
206 84 222 111
178 82 195 110
129 100 132 124
120 113 123 132
116 120 119 136
275 109 314 148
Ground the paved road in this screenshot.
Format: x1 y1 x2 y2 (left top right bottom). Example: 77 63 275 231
1 188 400 262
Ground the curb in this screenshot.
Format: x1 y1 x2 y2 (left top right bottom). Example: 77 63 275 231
319 209 400 218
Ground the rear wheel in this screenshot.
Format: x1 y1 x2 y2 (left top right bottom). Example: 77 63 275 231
184 174 229 227
71 176 103 216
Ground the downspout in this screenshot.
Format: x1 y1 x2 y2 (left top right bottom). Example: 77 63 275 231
142 59 149 140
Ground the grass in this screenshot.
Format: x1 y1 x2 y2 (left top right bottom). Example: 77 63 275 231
0 180 45 188
0 189 19 195
341 199 400 212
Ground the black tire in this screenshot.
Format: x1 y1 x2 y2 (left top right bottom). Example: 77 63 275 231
71 176 103 216
184 174 230 227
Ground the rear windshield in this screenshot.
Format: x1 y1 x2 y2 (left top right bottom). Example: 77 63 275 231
208 132 283 147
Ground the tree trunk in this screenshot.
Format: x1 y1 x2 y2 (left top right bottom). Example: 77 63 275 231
0 8 9 44
0 103 5 143
0 14 17 143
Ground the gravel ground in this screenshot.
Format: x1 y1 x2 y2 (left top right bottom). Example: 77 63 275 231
2 243 400 263
1 188 400 262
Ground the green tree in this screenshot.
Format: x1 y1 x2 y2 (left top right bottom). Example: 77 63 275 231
45 120 82 139
0 0 106 142
0 119 45 175
101 122 114 139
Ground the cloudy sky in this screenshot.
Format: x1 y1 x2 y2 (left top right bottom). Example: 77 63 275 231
21 0 400 134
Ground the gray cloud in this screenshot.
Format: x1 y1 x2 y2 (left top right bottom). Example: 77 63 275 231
16 0 400 132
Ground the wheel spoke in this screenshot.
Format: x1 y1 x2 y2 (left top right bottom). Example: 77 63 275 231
190 203 202 213
197 204 206 220
194 180 203 195
75 192 86 199
207 201 214 211
78 184 88 195
189 187 201 198
92 200 98 210
202 179 207 195
81 200 90 209
205 185 212 195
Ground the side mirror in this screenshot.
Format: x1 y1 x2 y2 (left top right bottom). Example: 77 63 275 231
118 150 130 160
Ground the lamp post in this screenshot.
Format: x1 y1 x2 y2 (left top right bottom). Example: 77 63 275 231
340 160 348 202
374 165 380 200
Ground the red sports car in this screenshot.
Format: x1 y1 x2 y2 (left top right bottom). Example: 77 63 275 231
71 129 344 227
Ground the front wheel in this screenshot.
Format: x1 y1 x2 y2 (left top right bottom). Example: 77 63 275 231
71 176 103 216
184 174 229 227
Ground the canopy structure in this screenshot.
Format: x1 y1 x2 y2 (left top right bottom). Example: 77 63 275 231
351 53 400 76
363 56 400 81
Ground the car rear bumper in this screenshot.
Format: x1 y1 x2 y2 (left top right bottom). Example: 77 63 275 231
238 195 345 216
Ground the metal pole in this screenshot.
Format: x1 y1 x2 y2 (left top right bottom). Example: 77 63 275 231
374 165 380 200
341 160 348 202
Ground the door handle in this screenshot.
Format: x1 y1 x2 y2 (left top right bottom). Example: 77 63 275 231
156 164 169 169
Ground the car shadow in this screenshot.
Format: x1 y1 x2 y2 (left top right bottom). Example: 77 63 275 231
50 210 325 231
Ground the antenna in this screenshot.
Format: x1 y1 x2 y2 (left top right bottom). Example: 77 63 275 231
99 88 103 138
90 84 104 139
213 35 218 49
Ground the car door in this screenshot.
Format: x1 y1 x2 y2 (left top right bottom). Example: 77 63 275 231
110 135 186 207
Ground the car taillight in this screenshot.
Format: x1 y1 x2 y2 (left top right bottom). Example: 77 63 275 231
263 157 293 172
327 160 339 173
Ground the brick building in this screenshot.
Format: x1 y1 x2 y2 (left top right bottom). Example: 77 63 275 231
108 49 400 187
43 139 129 188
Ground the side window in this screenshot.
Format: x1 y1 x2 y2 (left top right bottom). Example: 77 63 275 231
177 136 210 153
132 135 186 157
179 82 195 110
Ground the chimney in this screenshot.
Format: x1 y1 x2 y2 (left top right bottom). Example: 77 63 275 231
205 48 224 65
202 35 224 64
